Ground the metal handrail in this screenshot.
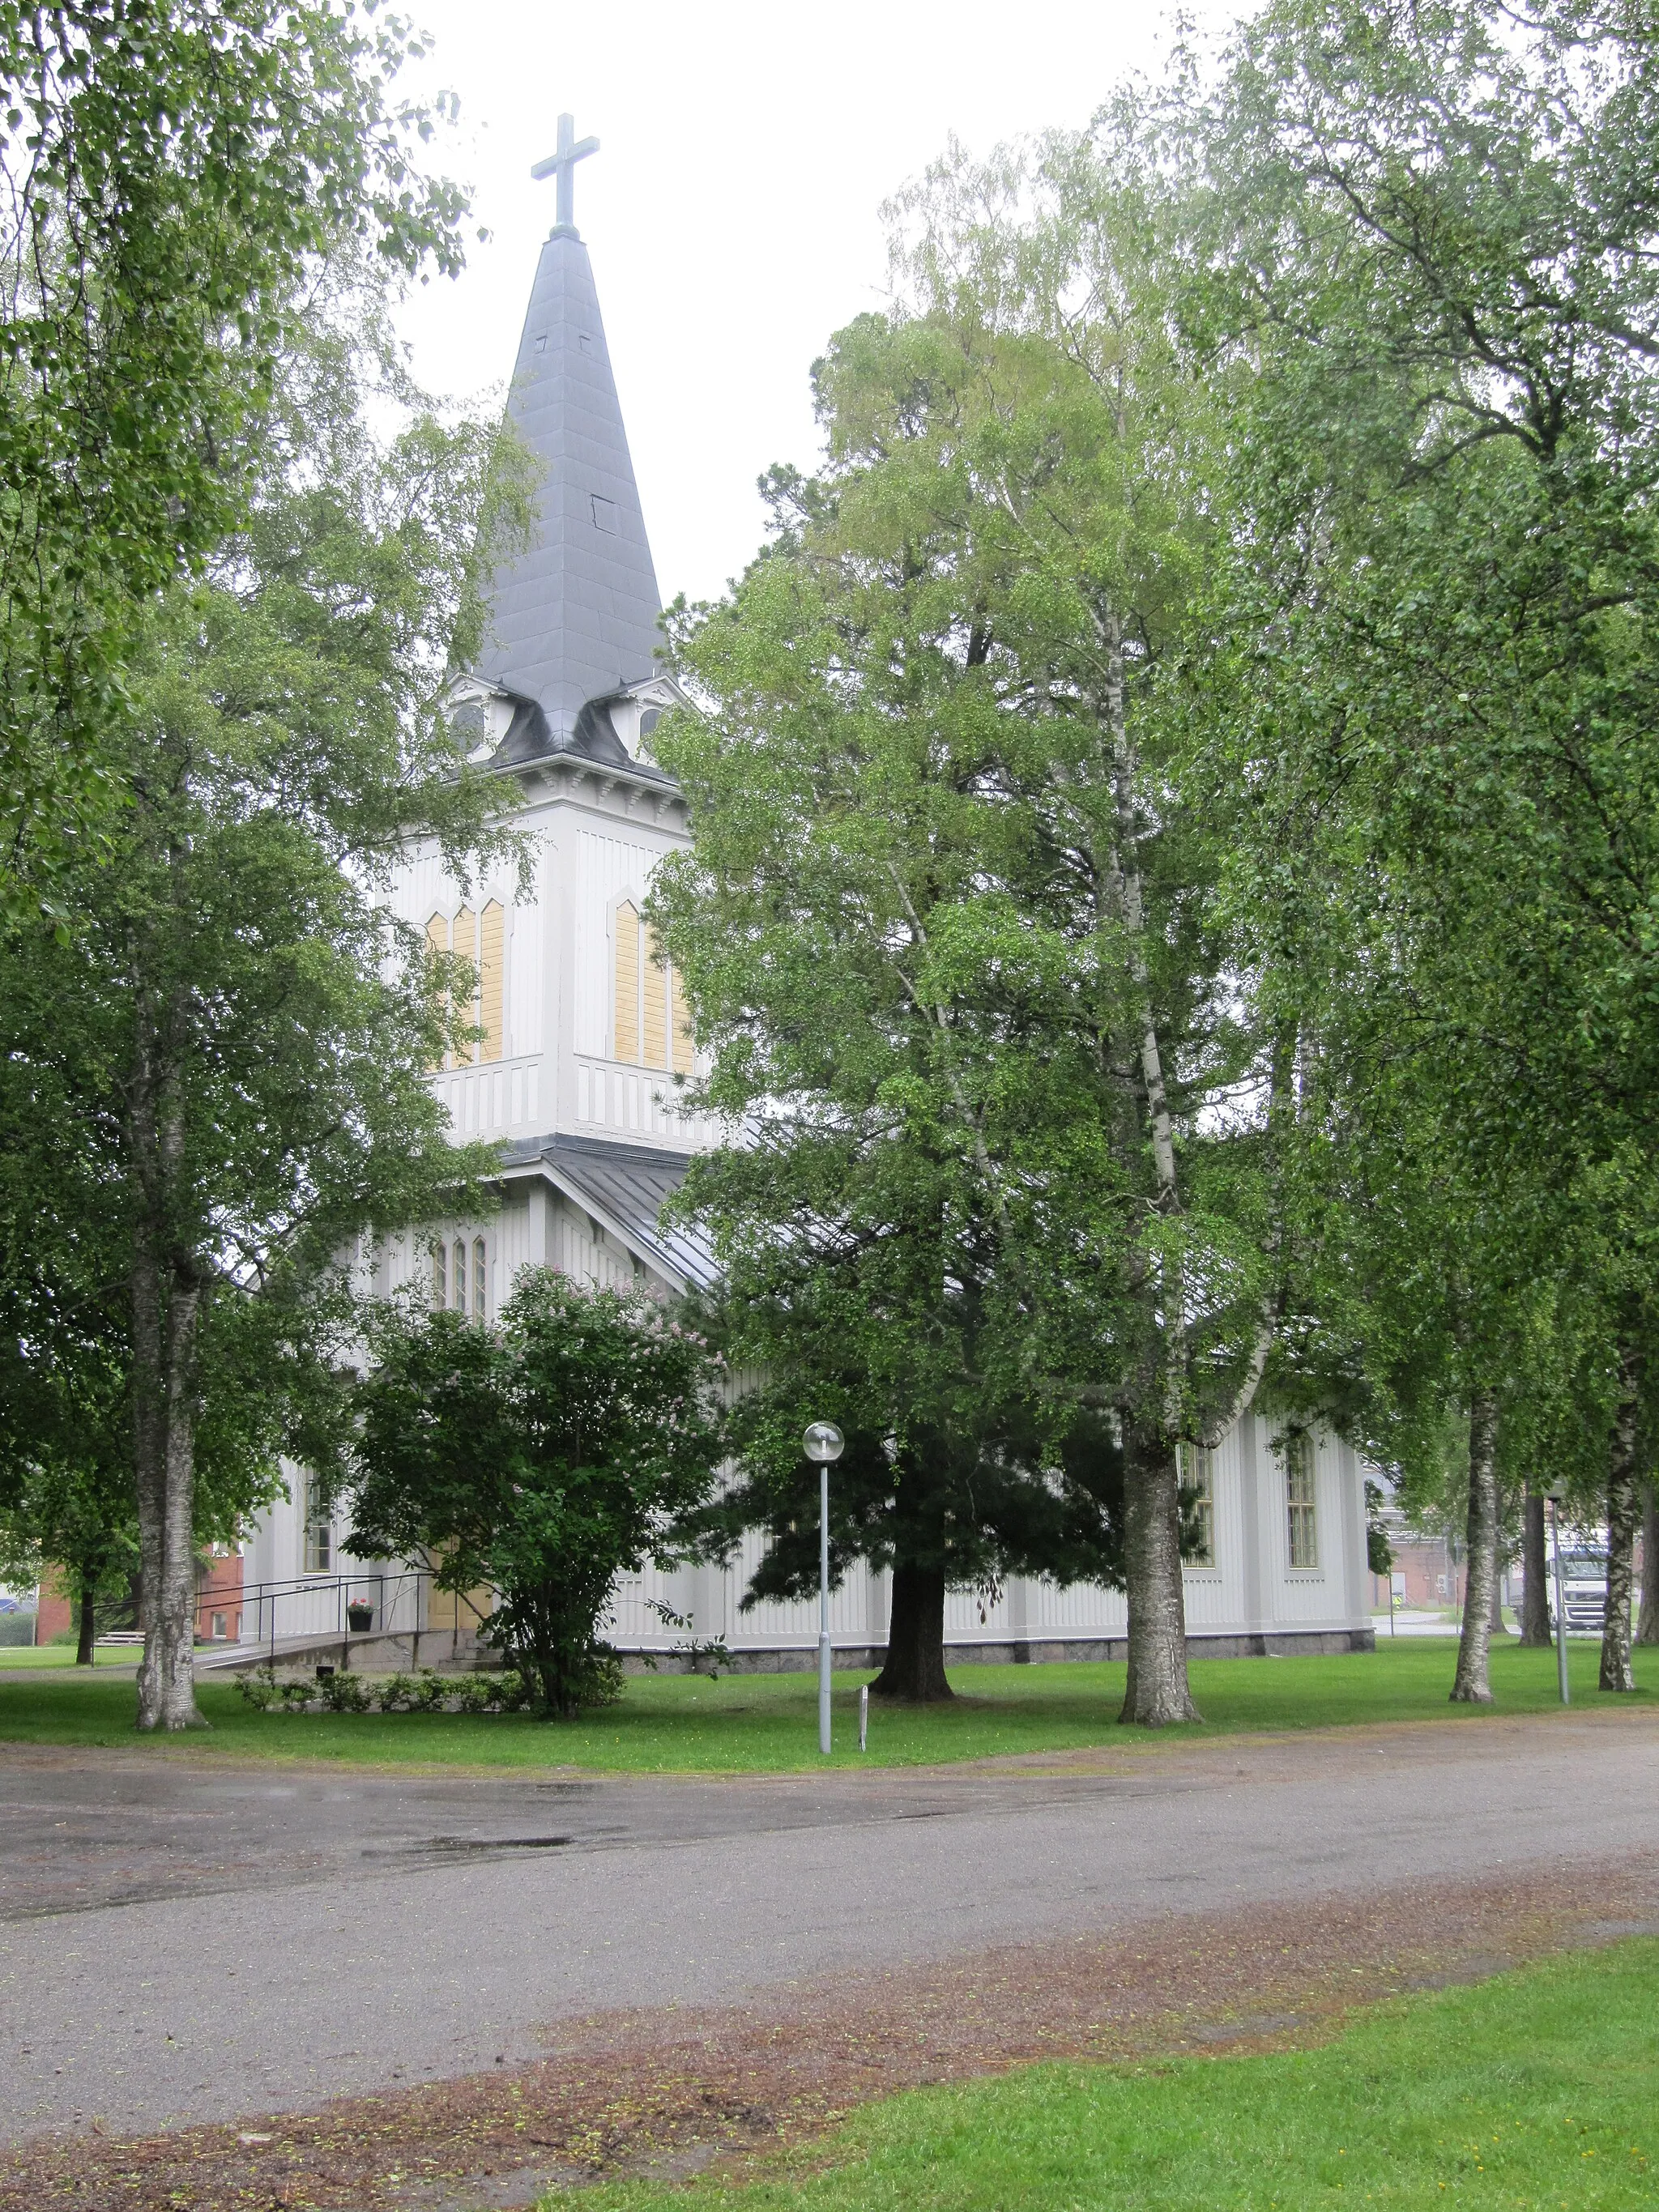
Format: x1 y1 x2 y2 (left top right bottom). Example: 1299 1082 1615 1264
234 1568 496 1668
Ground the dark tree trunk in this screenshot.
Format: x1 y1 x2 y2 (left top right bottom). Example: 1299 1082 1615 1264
1600 1342 1641 1694
1637 1480 1658 1649
1452 1390 1499 1703
75 1585 96 1668
1518 1490 1552 1647
871 1561 953 1701
1119 1417 1200 1727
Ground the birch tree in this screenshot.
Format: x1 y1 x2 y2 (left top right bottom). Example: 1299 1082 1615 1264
0 307 522 1728
1195 0 1659 1695
0 1 471 909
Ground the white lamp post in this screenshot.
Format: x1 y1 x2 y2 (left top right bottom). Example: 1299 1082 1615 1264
804 1421 844 1755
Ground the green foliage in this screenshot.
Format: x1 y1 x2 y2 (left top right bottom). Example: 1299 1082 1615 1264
342 1270 725 1719
1191 0 1659 1504
235 1664 565 1718
654 138 1278 1698
0 1 476 901
0 271 525 1721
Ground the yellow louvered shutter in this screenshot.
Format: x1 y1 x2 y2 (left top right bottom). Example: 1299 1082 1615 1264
614 901 640 1063
454 907 477 1063
479 901 505 1063
425 913 450 1070
670 962 694 1074
641 920 668 1069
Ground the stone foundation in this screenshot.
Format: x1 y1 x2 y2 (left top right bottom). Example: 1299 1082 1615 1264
619 1626 1376 1676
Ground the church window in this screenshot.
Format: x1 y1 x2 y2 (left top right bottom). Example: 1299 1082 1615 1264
452 1239 467 1314
1181 1444 1216 1568
614 900 641 1060
1286 1433 1319 1569
479 901 505 1062
641 918 667 1068
614 897 695 1073
426 912 450 1071
472 1238 487 1319
432 1242 446 1307
303 1477 333 1575
533 334 547 354
454 907 478 1059
591 493 616 533
668 958 694 1075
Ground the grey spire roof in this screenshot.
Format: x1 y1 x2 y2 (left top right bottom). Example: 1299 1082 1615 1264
476 228 662 739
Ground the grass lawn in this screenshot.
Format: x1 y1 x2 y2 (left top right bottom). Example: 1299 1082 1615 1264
0 1643 142 1669
574 1938 1659 2212
0 1636 1649 1771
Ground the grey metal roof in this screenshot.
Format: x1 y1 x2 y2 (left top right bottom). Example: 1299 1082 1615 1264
501 1132 719 1292
476 228 663 741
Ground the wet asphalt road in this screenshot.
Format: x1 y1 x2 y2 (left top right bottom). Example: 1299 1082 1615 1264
1 1709 1655 2142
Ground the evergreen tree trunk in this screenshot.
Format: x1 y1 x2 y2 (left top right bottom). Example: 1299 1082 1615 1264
75 1583 96 1667
1637 1480 1658 1648
1119 1416 1200 1726
1600 1344 1641 1694
1518 1490 1552 1647
871 1561 953 1701
1452 1390 1499 1703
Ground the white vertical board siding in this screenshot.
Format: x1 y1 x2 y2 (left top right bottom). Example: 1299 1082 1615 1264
505 842 545 1063
1181 1420 1248 1630
574 829 662 1057
1257 1422 1363 1628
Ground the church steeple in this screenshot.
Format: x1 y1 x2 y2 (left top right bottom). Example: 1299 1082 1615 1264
474 120 662 745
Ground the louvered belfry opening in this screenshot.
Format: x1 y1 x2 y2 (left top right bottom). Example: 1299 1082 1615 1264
612 898 693 1073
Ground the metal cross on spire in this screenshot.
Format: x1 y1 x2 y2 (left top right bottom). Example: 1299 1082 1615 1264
531 113 599 234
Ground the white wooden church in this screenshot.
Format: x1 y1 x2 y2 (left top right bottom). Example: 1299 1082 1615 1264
241 129 1376 1670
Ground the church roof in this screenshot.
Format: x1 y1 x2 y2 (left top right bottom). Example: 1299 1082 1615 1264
501 1133 719 1292
476 225 663 743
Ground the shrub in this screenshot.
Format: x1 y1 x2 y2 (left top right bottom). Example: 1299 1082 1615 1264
410 1667 452 1713
234 1666 279 1711
317 1669 371 1712
343 1272 724 1716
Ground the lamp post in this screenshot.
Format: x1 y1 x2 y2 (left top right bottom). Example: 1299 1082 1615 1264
1545 1485 1570 1706
804 1421 844 1755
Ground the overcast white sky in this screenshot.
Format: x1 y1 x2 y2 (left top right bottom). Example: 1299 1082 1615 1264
394 1 1244 607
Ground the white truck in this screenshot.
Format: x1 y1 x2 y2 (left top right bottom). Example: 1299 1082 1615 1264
1548 1546 1610 1634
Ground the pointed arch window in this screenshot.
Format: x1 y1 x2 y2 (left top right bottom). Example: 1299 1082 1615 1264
426 912 451 1071
472 1237 488 1320
479 901 505 1061
427 901 506 1068
613 897 696 1073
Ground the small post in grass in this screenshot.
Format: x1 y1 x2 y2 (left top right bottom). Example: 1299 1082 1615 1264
804 1421 845 1756
1546 1485 1570 1706
859 1681 869 1752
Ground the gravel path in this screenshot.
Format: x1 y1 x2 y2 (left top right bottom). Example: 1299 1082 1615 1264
2 1707 1654 2155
